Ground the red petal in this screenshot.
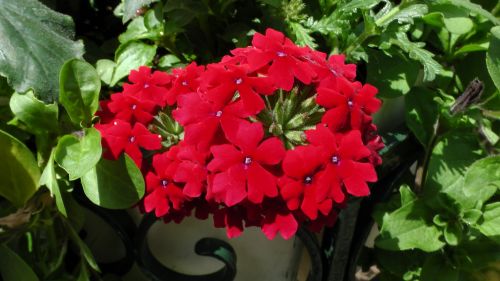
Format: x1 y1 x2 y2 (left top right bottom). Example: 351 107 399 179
339 130 371 160
316 88 346 108
343 176 370 197
247 163 278 204
208 144 242 172
232 122 263 153
254 137 285 165
269 58 294 91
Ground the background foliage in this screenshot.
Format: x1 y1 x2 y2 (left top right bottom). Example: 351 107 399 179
0 0 498 280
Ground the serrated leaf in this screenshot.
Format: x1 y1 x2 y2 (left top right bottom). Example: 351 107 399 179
289 22 317 48
59 59 101 127
478 202 500 244
0 130 40 207
340 0 382 12
486 26 500 91
0 244 39 281
9 91 58 134
376 4 428 27
0 0 84 102
377 198 445 252
391 32 443 82
123 0 158 23
405 87 439 146
81 154 145 209
462 156 500 205
110 42 157 86
54 128 102 181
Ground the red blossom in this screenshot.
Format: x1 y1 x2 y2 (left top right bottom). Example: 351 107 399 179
108 93 157 124
173 142 209 198
247 28 316 90
122 66 172 107
316 77 381 130
166 62 205 105
208 122 285 206
96 120 162 167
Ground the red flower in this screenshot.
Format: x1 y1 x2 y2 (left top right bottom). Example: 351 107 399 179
305 125 377 202
96 100 114 123
202 64 274 114
97 120 162 167
279 145 332 220
316 77 381 130
261 210 298 240
123 66 172 107
207 122 285 206
247 28 316 91
144 151 184 217
173 142 209 198
173 92 250 148
166 62 205 105
108 93 157 124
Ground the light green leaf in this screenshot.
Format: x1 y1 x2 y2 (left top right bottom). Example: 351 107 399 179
59 59 101 127
9 91 58 133
54 128 102 181
463 156 500 203
158 54 182 69
367 49 419 98
376 4 428 27
289 22 318 48
461 209 482 225
0 244 39 281
454 41 489 56
377 199 445 252
391 32 443 82
81 154 145 209
444 17 473 35
95 59 116 85
110 42 157 86
425 132 483 197
434 0 500 25
40 150 67 216
420 253 458 281
405 87 439 146
486 26 500 91
340 0 382 12
478 202 500 244
123 0 158 23
118 10 163 44
0 130 40 207
443 223 462 245
0 0 84 102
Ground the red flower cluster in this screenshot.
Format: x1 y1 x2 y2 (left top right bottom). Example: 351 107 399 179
96 28 383 239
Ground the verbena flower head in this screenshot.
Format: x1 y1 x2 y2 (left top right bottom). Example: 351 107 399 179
95 28 383 240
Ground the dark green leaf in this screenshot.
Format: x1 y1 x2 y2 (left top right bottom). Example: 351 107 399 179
420 253 458 281
0 130 40 207
375 248 425 278
81 154 145 209
486 26 500 91
0 0 84 102
0 244 39 281
367 49 419 98
66 221 100 272
377 198 445 252
9 91 58 133
54 128 102 180
478 202 500 244
59 59 101 127
443 222 462 245
405 87 439 146
110 42 157 86
123 0 158 23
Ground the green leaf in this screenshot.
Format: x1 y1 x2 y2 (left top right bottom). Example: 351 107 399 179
454 41 489 56
434 0 500 25
0 0 84 102
9 91 59 133
391 32 443 82
425 132 483 197
0 130 40 207
289 22 318 48
420 253 458 281
367 49 419 98
40 150 67 216
59 59 101 127
377 198 445 252
340 0 382 12
486 26 500 91
0 244 39 281
118 10 163 44
443 222 462 245
66 221 100 272
158 54 182 69
376 4 428 27
123 0 158 23
461 209 481 225
81 154 145 209
95 59 116 85
478 202 500 244
405 87 439 146
54 128 102 180
463 156 500 204
109 42 157 86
